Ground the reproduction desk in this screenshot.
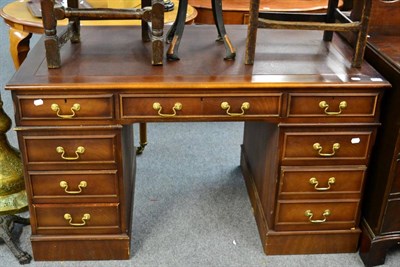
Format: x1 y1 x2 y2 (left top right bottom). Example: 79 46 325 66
0 0 197 68
5 25 390 261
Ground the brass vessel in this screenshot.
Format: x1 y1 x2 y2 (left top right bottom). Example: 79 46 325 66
0 99 27 214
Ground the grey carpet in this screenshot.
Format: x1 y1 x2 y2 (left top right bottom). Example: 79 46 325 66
0 0 399 266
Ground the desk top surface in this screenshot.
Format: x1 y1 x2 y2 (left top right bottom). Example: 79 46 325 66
6 25 389 91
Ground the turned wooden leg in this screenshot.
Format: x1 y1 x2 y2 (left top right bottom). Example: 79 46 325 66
245 0 260 65
40 0 61 68
352 0 372 68
68 0 81 43
141 0 151 42
322 0 339 41
9 28 32 69
151 0 164 65
211 0 236 60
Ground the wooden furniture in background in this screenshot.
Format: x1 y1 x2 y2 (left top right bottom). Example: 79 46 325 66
5 25 389 260
0 0 197 69
358 0 400 266
244 0 372 68
189 0 344 24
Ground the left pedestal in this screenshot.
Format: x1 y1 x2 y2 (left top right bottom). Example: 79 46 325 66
16 124 135 261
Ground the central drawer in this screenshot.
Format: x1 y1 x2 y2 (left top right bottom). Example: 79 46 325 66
120 95 202 118
119 93 283 119
201 94 282 117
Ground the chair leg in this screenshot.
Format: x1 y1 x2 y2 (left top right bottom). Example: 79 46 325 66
352 0 372 68
141 0 151 42
40 0 61 68
136 123 148 155
151 0 164 65
68 0 81 43
167 0 188 61
166 0 188 61
323 0 339 41
245 0 261 65
211 0 236 60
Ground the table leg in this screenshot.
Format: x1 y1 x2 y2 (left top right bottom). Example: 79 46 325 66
9 27 32 69
136 123 148 154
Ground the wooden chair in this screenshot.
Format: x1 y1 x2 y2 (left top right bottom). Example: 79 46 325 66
166 0 236 61
245 0 372 68
40 0 164 67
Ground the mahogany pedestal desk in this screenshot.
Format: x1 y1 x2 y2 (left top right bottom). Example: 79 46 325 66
357 1 400 266
5 25 389 261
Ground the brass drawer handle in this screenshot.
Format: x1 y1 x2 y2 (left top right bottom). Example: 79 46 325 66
309 177 335 191
221 102 250 116
60 181 87 194
56 146 85 160
313 143 340 157
304 209 331 223
64 213 90 227
51 103 80 119
319 100 347 115
152 102 182 117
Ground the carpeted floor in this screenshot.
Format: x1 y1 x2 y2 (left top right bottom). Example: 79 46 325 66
0 0 399 266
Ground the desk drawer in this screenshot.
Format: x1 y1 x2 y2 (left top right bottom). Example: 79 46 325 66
28 170 119 203
15 94 114 123
120 95 202 118
120 93 283 119
32 203 121 235
275 200 360 231
20 130 119 170
381 198 400 233
287 93 379 119
201 94 282 117
281 128 376 165
279 166 366 200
